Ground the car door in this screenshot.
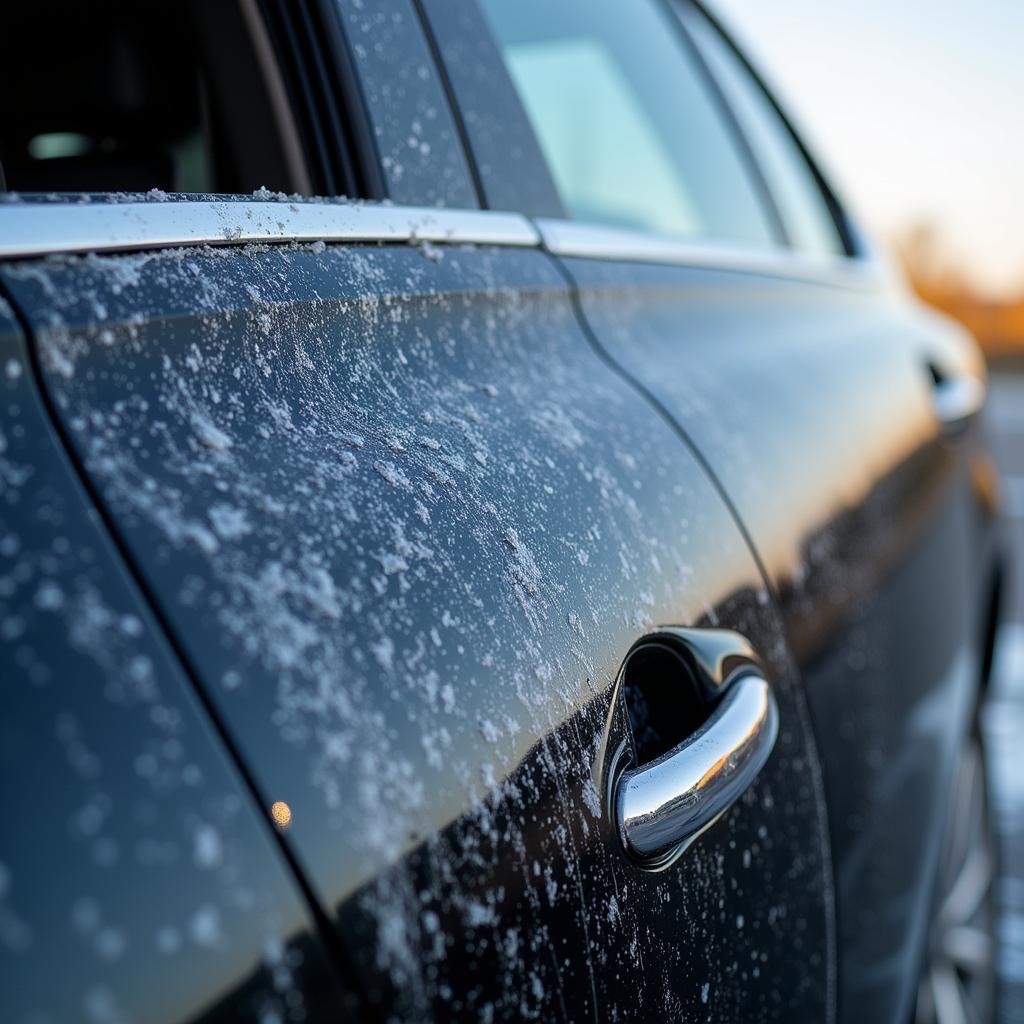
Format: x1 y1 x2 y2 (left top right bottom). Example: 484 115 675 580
1 207 834 1024
0 294 357 1023
427 1 1000 1021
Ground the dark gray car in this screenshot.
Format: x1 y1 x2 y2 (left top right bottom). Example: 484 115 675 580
0 2 1002 1022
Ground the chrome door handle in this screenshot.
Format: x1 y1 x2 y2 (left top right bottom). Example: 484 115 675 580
614 632 778 869
929 364 985 437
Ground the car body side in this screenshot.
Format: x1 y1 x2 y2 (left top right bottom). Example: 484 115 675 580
0 1 1003 1022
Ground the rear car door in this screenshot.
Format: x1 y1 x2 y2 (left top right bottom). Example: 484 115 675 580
428 0 999 1020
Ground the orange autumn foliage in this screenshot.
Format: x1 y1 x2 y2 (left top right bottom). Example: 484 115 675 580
896 223 1024 360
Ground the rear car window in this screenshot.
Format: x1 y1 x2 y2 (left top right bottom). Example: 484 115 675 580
477 0 779 246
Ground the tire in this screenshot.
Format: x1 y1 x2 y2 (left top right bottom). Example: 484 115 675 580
915 729 998 1024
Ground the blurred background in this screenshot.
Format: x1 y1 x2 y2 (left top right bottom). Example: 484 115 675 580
714 0 1024 363
710 2 1024 1019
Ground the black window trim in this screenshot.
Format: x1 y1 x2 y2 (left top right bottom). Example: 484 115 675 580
414 0 567 218
257 0 385 199
239 0 315 196
409 0 487 209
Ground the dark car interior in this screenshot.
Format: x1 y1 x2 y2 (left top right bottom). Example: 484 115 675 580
0 0 311 195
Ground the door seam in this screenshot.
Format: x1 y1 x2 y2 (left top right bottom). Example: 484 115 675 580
539 246 839 1024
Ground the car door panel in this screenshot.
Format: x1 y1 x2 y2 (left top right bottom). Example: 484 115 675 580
555 254 991 1023
0 298 354 1023
3 231 834 1020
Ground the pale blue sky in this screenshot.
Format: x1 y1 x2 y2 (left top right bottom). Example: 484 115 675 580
712 0 1024 297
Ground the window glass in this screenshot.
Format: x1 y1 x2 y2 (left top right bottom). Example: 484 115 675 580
680 4 844 256
477 0 778 246
0 2 308 196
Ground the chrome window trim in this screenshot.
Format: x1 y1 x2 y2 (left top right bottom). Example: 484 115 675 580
0 199 539 259
536 217 890 290
0 199 890 292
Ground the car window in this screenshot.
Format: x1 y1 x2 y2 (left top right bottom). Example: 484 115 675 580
477 0 778 246
0 2 319 196
678 3 845 257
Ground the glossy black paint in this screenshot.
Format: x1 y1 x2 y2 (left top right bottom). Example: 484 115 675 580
556 256 995 1023
0 300 354 1022
2 240 834 1020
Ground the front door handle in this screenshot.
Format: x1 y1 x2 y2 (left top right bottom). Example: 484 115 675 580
614 628 778 869
928 361 985 437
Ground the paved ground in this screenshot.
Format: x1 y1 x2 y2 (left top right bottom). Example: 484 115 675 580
982 371 1024 1022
